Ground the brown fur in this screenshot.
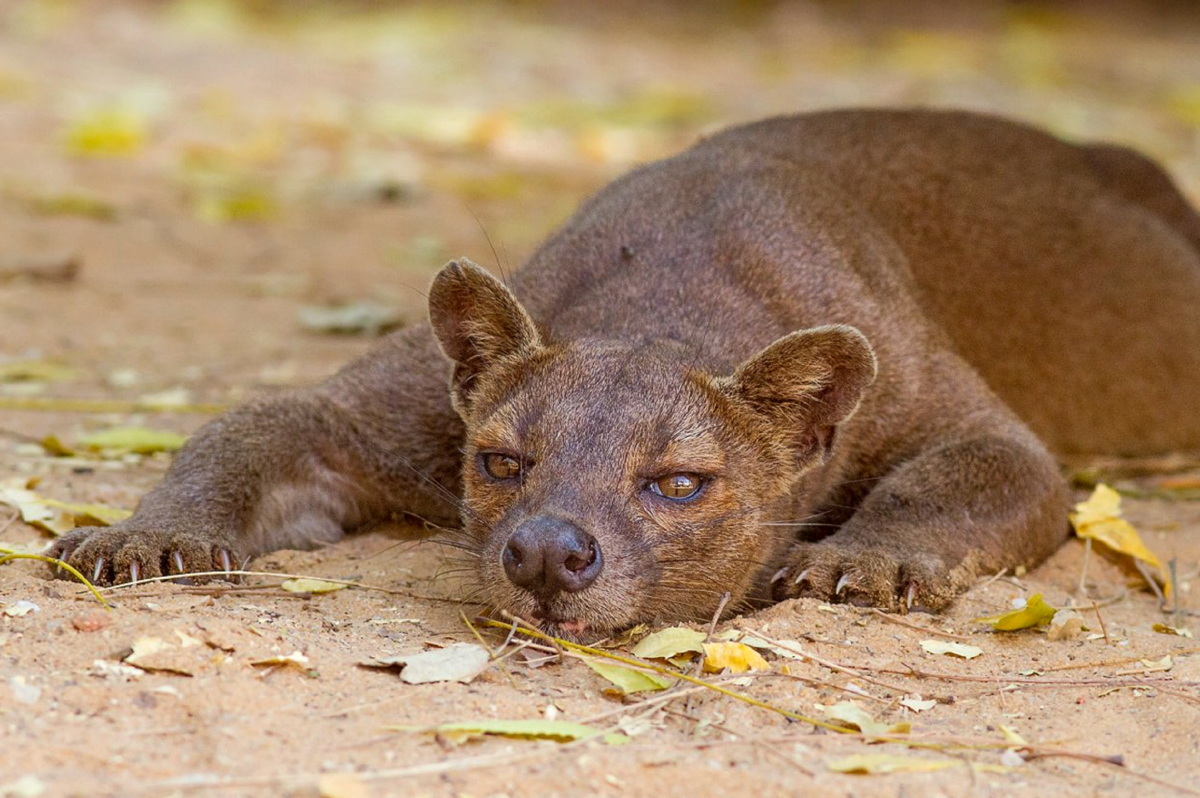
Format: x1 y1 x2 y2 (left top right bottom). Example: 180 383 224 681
50 109 1200 636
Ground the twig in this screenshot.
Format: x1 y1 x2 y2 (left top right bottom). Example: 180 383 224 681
870 609 972 641
1038 646 1200 672
0 508 19 537
743 631 912 694
1 553 110 608
479 616 853 733
1091 600 1111 645
1078 538 1091 597
663 707 814 777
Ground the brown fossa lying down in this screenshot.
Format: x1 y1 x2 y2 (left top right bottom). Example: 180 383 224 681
51 109 1200 638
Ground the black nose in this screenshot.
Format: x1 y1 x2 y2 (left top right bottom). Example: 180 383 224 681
502 516 602 596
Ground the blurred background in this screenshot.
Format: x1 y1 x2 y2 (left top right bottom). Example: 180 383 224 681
1 0 1199 401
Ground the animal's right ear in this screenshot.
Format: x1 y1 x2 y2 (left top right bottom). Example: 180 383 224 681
427 259 542 413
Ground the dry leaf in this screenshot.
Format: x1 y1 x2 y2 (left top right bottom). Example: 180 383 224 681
827 753 957 775
362 643 490 685
79 427 187 456
0 361 76 383
250 651 316 676
973 593 1057 631
630 626 705 659
1151 623 1193 638
1071 484 1171 597
298 302 403 336
817 700 910 739
702 642 770 673
920 640 983 659
584 659 671 693
63 107 148 157
402 719 627 746
3 601 40 618
899 695 937 712
123 637 196 676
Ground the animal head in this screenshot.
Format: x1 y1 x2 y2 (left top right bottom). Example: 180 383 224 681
428 259 877 638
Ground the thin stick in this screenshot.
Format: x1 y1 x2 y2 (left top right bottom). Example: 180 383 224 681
870 609 972 641
744 631 912 694
483 615 852 734
1091 600 1111 645
1 553 110 608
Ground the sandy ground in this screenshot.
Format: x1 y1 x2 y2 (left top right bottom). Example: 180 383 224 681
2 1 1200 796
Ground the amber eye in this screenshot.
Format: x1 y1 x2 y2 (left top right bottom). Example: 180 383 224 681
650 473 704 501
481 453 522 480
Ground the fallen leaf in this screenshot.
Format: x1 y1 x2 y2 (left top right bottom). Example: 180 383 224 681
920 640 983 659
817 701 910 739
402 718 626 745
999 724 1028 745
362 643 490 685
827 753 957 775
631 626 706 659
3 601 40 618
1151 623 1193 638
26 192 117 220
899 695 937 712
0 361 76 383
124 637 196 676
1071 484 1171 597
280 578 349 595
298 302 403 336
250 651 317 676
89 660 144 681
0 479 74 535
583 659 672 693
702 641 770 673
79 427 188 456
63 107 148 157
973 593 1057 631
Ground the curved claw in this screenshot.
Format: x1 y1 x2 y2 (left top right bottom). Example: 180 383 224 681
904 582 918 613
835 572 853 596
770 567 788 585
129 560 140 585
217 548 232 575
92 558 105 584
171 551 185 574
792 568 811 587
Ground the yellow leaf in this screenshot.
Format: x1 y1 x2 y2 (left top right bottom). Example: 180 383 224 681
63 107 147 157
973 593 1057 631
318 773 369 798
1071 484 1171 597
920 640 983 659
79 427 187 455
0 361 76 383
1151 623 1193 638
0 479 75 535
631 626 706 659
280 578 349 594
702 641 770 673
817 701 910 739
41 498 132 526
827 754 957 775
583 659 671 693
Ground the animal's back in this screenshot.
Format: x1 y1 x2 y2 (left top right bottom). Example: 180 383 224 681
698 110 1200 456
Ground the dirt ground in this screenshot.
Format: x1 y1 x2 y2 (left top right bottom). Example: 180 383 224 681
2 1 1200 796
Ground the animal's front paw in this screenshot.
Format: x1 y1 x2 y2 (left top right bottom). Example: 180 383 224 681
769 543 952 612
46 524 245 586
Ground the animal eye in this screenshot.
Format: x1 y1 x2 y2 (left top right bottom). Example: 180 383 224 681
481 453 522 480
649 473 704 501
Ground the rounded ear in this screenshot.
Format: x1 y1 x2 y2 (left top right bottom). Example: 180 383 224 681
427 259 542 413
723 325 877 467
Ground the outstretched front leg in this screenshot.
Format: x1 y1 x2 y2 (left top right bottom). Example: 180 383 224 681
48 321 465 586
771 425 1069 611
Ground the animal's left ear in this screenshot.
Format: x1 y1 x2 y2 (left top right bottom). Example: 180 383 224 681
428 258 542 414
721 325 877 467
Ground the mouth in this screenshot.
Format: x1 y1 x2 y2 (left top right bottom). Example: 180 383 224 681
530 610 590 637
